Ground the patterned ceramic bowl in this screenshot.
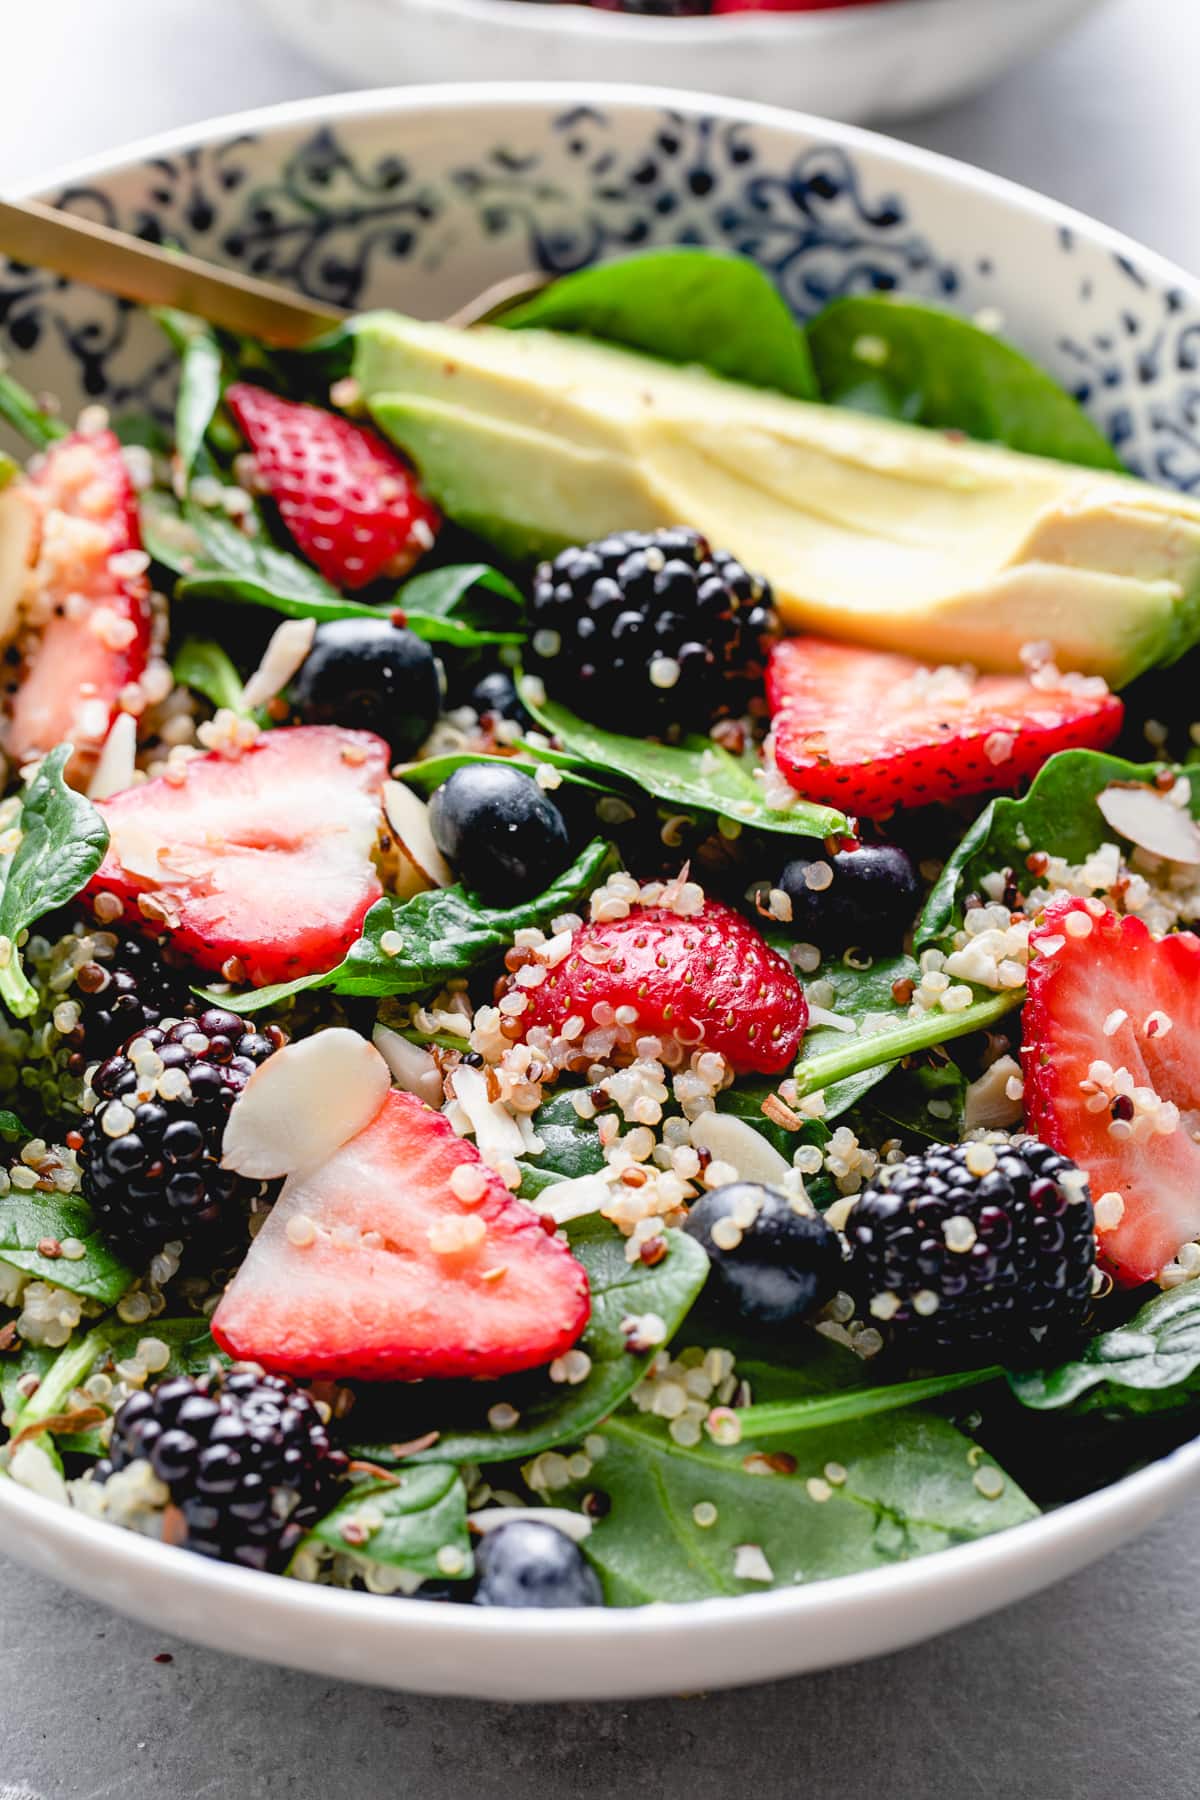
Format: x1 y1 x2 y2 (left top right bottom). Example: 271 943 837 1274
2 84 1199 1701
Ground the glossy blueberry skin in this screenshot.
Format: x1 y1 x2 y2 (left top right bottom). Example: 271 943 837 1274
473 1521 603 1610
288 618 441 759
470 668 531 730
684 1182 844 1328
428 763 571 903
777 843 921 952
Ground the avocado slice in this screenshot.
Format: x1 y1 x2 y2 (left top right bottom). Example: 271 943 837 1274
352 312 1200 686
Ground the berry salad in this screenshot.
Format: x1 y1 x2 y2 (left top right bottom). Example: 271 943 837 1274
3 248 1200 1614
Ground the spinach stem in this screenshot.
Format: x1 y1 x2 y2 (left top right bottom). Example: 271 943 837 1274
736 1365 1003 1437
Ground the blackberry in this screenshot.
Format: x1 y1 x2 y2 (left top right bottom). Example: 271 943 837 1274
846 1139 1096 1360
527 527 778 736
80 1008 281 1253
74 934 196 1063
97 1368 346 1572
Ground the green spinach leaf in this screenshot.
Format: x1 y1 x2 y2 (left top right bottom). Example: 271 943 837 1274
0 746 110 1018
399 751 616 803
155 309 224 477
525 1087 606 1183
143 491 524 649
558 1405 1035 1603
302 1464 472 1581
917 750 1189 949
1011 1285 1200 1416
0 1341 57 1423
0 369 66 452
349 1220 709 1467
172 637 247 714
793 985 1020 1103
8 1316 222 1439
214 836 617 1014
863 1058 967 1145
808 296 1123 470
522 689 847 841
735 1364 999 1438
501 249 817 400
0 1191 132 1304
792 951 918 1117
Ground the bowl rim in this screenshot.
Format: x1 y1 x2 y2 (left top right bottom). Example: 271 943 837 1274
21 77 1193 304
6 77 1200 1658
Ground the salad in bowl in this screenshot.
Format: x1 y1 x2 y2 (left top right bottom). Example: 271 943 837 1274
2 242 1200 1617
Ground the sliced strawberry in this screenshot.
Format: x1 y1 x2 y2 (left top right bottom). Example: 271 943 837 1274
87 725 388 986
211 1087 590 1380
5 430 152 780
226 383 439 591
518 896 807 1076
1023 896 1200 1286
767 638 1123 821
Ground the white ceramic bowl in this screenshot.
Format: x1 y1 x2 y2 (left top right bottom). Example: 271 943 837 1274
253 0 1106 125
3 83 1200 1700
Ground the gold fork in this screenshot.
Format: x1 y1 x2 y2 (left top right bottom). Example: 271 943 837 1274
0 196 548 344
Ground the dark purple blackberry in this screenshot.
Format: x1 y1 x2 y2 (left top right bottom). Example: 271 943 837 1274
75 934 196 1063
80 1008 281 1253
96 1368 347 1572
846 1139 1096 1361
527 527 778 737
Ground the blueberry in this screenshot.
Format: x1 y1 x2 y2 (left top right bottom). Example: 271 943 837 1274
473 1521 602 1610
470 669 530 730
288 618 441 759
684 1182 843 1328
776 843 920 952
428 763 571 903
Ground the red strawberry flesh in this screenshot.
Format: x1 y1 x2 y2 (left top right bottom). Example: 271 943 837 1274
767 637 1123 821
87 725 388 986
6 430 152 779
226 383 439 591
518 896 807 1075
1023 896 1200 1286
211 1088 590 1381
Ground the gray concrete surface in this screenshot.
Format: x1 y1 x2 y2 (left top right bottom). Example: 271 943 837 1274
2 0 1199 1793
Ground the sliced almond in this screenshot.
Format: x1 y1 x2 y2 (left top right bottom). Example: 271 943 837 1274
105 813 169 881
1097 782 1200 865
88 711 138 801
690 1110 792 1187
380 779 453 900
469 1507 592 1542
525 1170 610 1226
221 1027 391 1180
241 616 316 712
963 1054 1024 1132
373 1022 444 1108
450 1062 525 1160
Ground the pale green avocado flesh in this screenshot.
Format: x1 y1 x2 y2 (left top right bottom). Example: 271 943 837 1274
352 310 1200 687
